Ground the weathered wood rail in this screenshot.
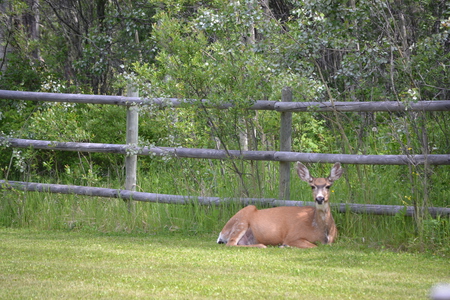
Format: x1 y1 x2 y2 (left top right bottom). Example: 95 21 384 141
1 180 449 216
1 89 450 112
3 137 450 165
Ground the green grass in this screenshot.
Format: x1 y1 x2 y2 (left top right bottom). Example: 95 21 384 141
1 187 449 255
1 228 448 299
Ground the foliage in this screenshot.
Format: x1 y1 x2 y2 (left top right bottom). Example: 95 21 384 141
0 0 157 94
0 54 43 91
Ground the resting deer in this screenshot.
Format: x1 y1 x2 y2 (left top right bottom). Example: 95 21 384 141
217 162 343 248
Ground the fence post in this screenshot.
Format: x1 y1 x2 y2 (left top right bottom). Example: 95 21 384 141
125 85 139 212
279 87 292 200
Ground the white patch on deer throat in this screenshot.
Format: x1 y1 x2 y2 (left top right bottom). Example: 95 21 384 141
316 203 328 212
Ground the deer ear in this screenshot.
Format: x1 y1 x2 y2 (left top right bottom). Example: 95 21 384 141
328 163 343 182
296 162 313 183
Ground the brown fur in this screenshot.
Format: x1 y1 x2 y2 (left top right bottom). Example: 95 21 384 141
217 162 343 248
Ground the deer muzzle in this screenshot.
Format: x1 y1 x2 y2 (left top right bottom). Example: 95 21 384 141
315 196 325 205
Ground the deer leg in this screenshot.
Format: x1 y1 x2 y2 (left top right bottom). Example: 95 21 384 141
226 226 267 248
283 239 317 249
237 227 257 245
221 224 265 248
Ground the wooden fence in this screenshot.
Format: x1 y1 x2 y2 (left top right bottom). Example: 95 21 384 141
1 89 450 111
3 138 450 165
2 180 449 217
1 89 450 216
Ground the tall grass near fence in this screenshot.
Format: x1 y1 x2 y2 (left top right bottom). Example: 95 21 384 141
1 189 448 255
0 189 232 235
1 159 449 255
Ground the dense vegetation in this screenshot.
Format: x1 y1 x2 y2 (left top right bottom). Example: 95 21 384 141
1 0 449 254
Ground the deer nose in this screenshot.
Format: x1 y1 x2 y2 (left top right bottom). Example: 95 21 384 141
316 196 325 205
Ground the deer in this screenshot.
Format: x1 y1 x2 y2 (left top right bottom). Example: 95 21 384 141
217 162 343 248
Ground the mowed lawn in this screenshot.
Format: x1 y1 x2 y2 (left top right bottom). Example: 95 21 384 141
0 229 448 299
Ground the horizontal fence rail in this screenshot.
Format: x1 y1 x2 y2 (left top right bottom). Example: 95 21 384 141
1 180 449 217
1 89 450 217
3 137 450 165
2 89 450 112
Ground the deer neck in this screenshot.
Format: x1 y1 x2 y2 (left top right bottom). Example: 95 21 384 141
313 203 334 241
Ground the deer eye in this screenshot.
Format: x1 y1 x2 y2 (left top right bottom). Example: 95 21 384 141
311 186 316 190
326 186 331 189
